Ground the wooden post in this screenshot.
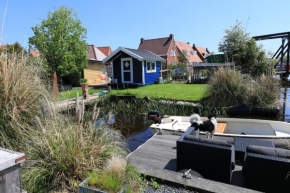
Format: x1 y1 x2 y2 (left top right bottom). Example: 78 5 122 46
108 86 111 93
286 35 290 75
52 71 59 98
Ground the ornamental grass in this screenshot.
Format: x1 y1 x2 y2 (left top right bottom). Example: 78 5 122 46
204 67 280 107
0 51 48 148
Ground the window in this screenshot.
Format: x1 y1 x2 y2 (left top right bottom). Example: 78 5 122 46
193 51 197 56
146 61 156 73
173 51 176 56
185 50 190 56
170 50 174 56
102 65 106 75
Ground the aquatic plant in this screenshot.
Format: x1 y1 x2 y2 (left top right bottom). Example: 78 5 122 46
97 96 228 118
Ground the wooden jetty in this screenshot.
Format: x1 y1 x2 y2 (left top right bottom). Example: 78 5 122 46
54 92 105 112
128 134 260 193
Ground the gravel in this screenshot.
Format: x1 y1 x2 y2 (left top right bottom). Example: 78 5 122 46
142 179 199 193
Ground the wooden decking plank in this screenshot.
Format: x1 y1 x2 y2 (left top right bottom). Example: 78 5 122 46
215 123 227 134
128 134 257 193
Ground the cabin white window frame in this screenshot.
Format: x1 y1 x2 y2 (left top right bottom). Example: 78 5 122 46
121 57 133 83
146 61 156 73
142 61 145 85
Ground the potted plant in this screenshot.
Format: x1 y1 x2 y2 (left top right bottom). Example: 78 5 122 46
79 78 89 99
79 156 143 193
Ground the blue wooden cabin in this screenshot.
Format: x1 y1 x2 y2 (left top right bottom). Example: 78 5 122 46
103 47 165 87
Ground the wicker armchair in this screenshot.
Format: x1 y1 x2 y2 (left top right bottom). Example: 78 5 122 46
177 128 235 183
243 145 290 192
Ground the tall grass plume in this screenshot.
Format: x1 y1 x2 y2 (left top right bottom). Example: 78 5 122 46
22 114 127 192
0 52 47 148
204 67 280 107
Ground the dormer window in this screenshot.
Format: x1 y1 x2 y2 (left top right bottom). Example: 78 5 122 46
193 51 197 56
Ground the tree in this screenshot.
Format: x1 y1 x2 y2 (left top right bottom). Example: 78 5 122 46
218 21 271 77
29 6 88 95
177 50 188 64
0 42 26 54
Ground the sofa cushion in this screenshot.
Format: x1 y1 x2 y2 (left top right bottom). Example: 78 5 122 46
247 145 290 159
184 135 232 147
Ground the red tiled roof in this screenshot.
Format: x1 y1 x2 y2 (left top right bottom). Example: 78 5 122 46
97 46 113 57
175 41 202 62
138 37 173 55
30 50 40 57
194 45 210 59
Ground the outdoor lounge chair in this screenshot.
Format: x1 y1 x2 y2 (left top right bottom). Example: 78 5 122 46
177 128 235 184
243 145 290 193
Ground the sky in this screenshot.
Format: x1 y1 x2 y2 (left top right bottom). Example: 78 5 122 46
0 0 289 54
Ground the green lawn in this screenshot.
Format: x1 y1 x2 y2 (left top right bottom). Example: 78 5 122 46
110 84 208 101
57 89 102 101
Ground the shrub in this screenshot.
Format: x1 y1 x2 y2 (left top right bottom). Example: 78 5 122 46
22 115 127 192
79 78 88 84
0 52 47 148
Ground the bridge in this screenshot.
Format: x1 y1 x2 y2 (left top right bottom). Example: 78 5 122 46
253 32 290 80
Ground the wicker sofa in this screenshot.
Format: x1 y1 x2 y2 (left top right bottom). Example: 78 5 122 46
243 145 290 192
177 127 235 183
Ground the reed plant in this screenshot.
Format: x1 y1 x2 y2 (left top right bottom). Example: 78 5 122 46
22 114 127 192
0 52 48 148
97 96 228 118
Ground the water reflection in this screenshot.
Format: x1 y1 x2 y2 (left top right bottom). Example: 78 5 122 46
281 87 290 122
108 114 157 152
104 87 290 152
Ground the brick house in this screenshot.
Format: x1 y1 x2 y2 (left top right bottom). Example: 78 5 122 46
175 41 203 75
138 34 209 72
193 44 210 62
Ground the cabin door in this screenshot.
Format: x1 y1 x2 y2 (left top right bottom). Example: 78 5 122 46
121 58 133 83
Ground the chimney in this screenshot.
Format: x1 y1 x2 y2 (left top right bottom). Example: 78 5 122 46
170 34 174 40
206 48 209 53
187 42 190 45
141 38 145 44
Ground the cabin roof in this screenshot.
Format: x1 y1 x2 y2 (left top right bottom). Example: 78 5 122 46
103 47 165 63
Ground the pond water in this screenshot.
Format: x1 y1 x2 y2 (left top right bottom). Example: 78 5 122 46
106 87 290 152
281 87 290 122
108 114 157 152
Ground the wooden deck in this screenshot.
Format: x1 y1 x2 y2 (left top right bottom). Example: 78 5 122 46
215 123 227 134
128 134 259 193
54 93 101 112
